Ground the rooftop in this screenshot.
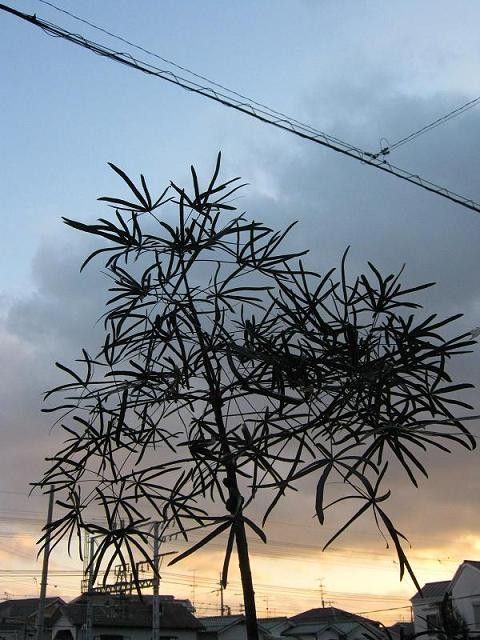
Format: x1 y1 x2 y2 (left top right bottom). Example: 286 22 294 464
63 595 202 630
198 615 245 632
257 617 290 630
464 560 480 572
289 607 380 628
0 598 64 621
411 581 451 602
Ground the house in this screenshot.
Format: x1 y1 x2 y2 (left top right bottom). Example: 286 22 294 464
411 560 480 637
449 560 480 635
51 594 202 640
198 615 278 640
411 581 451 636
257 618 291 639
199 609 383 640
0 598 65 640
386 621 414 640
282 607 384 640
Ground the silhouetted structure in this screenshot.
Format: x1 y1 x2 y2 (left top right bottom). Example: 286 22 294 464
51 594 201 640
0 598 64 640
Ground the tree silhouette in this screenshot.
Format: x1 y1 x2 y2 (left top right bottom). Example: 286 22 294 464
436 593 470 640
38 155 476 640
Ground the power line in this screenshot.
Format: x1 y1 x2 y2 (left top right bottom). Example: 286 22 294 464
6 565 480 618
39 0 480 165
39 0 480 167
36 0 354 147
1 2 366 157
0 567 400 600
2 3 480 215
0 555 458 617
0 508 468 572
355 604 412 615
0 566 411 605
374 95 480 158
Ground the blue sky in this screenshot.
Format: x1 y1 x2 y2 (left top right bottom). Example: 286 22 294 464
3 0 480 293
1 0 480 620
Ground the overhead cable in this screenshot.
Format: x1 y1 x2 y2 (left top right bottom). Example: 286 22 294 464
41 0 480 162
373 94 480 158
2 3 480 214
36 0 353 148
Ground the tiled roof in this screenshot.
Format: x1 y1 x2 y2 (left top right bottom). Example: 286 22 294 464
62 595 202 630
199 615 245 632
464 560 480 572
289 607 379 628
257 617 290 630
0 598 63 621
199 615 290 638
411 580 451 602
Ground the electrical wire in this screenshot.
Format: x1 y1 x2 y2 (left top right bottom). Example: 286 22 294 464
35 0 355 149
7 563 479 620
374 95 480 158
39 0 480 167
7 2 363 155
1 3 480 215
0 509 469 571
0 566 407 601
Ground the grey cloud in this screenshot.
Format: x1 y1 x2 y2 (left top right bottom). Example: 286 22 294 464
0 233 110 494
235 87 480 552
241 88 480 328
6 236 107 353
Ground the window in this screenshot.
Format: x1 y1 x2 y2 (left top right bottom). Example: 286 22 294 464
472 603 480 628
54 631 74 640
426 613 440 633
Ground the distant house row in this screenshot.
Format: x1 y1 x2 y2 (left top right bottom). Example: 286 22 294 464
0 594 388 640
1 559 480 640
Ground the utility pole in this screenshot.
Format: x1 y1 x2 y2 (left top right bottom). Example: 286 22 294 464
152 522 160 640
263 596 270 619
36 488 54 640
319 581 326 608
219 574 224 617
211 575 225 616
191 570 196 607
85 535 95 640
82 531 90 590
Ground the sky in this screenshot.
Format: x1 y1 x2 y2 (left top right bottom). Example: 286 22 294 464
1 0 480 625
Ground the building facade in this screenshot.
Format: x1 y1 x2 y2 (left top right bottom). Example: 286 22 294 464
51 594 202 640
411 560 480 638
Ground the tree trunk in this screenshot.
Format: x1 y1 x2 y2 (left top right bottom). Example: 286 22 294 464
235 516 259 640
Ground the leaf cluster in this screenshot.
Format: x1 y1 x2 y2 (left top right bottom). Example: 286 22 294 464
37 154 476 594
